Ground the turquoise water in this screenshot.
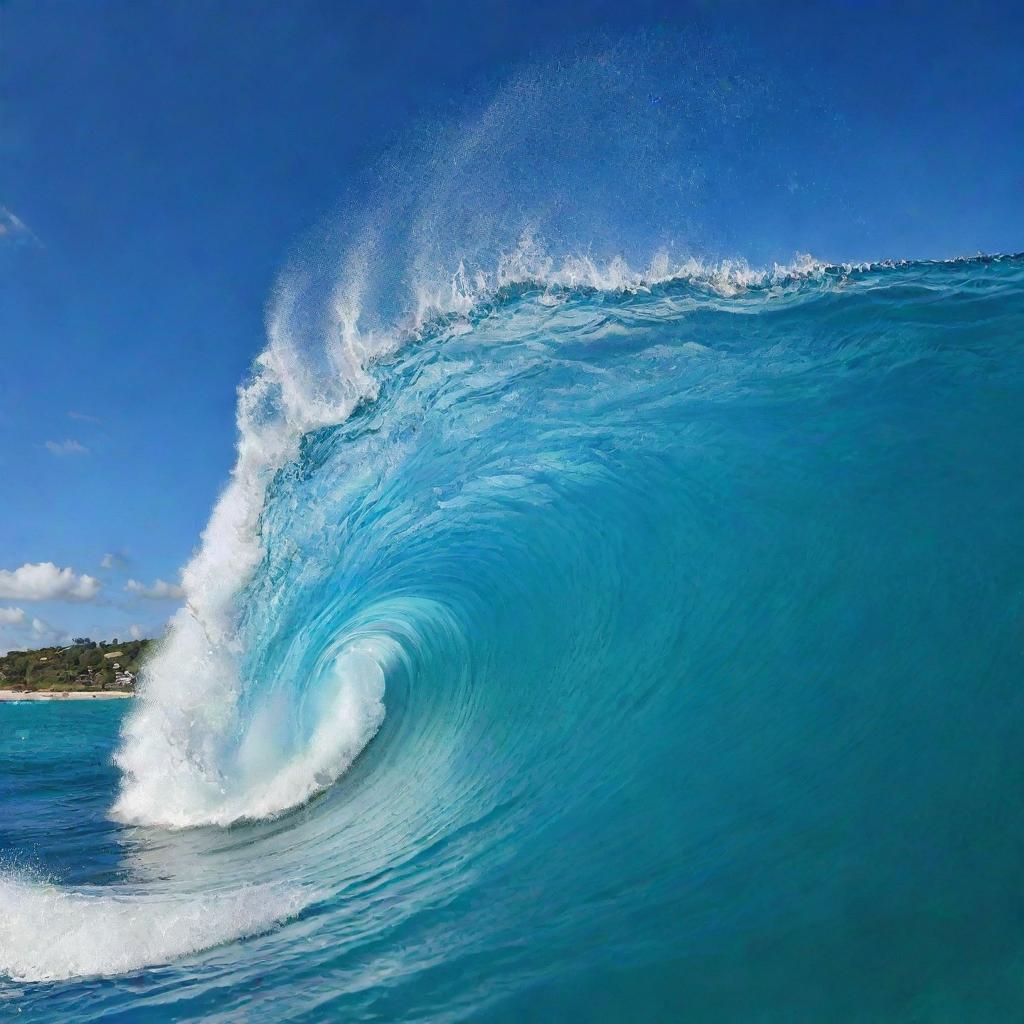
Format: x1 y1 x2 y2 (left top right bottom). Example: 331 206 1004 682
2 256 1024 1020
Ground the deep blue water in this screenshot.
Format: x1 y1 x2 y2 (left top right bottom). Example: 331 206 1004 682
2 256 1024 1021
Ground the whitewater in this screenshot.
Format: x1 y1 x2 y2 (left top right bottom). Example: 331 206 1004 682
3 38 1024 1022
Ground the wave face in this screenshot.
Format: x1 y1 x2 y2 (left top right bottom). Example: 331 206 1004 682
4 255 1024 1021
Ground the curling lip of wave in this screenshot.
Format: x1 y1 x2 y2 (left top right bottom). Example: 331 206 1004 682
111 249 1022 833
111 636 391 829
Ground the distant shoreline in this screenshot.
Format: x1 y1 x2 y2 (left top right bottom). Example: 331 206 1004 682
0 637 150 695
0 690 133 701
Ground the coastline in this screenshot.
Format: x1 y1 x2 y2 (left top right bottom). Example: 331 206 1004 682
0 689 133 701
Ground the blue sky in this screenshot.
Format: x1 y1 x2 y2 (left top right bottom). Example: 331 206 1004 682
1 0 1022 650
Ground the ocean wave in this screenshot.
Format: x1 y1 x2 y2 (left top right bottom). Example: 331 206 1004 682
112 249 1024 831
1 249 1021 1011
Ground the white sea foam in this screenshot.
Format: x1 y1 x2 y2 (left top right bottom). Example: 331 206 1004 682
409 238 830 324
115 636 389 829
0 874 307 982
112 257 394 826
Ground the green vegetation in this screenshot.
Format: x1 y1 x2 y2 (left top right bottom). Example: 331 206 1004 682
0 638 153 692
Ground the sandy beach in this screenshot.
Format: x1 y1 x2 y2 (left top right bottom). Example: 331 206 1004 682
0 690 133 701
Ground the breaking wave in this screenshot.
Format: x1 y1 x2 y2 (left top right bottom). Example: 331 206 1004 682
4 36 1024 1023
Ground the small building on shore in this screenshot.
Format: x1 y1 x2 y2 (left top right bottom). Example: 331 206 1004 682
112 670 136 691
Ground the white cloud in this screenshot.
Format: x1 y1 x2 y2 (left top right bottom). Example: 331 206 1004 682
45 439 89 457
0 608 66 653
31 618 52 639
129 623 143 640
68 411 102 424
0 562 102 602
0 606 30 656
101 552 130 570
125 578 185 601
29 616 67 647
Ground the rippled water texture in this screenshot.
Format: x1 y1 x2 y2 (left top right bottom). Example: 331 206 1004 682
3 256 1024 1021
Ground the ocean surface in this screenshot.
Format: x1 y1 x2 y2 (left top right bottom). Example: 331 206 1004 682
2 254 1024 1021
